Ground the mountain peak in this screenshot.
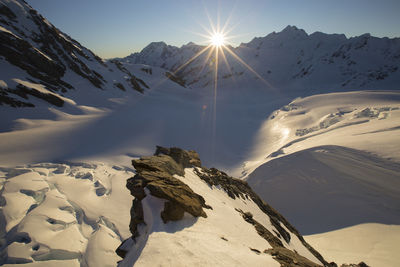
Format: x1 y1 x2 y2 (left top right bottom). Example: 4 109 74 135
280 25 308 37
143 41 168 50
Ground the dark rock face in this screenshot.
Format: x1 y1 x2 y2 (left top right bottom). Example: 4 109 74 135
0 90 34 107
165 71 186 87
117 146 212 258
340 263 369 267
154 146 201 170
265 247 322 267
111 60 149 93
237 208 325 267
14 84 64 107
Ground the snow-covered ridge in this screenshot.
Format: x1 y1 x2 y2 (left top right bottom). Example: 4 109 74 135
123 25 400 91
0 0 150 109
117 146 333 266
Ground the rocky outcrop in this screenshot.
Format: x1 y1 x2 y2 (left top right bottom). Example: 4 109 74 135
165 71 186 87
117 147 367 267
340 263 369 267
117 147 212 258
265 247 322 267
111 60 149 93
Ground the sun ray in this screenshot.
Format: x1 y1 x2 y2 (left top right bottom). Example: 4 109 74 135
203 6 217 35
211 42 219 162
184 28 213 40
223 45 275 90
172 44 212 75
150 44 212 90
198 22 214 38
196 46 215 81
220 3 236 34
218 46 236 82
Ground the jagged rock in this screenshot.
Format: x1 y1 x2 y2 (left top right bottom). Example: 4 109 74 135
237 208 284 248
154 146 201 168
13 84 64 107
129 199 144 236
264 247 322 267
132 154 183 176
340 262 369 267
123 146 212 254
161 201 186 222
165 71 186 87
114 82 126 91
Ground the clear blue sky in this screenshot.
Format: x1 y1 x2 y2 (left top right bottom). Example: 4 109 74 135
26 0 400 59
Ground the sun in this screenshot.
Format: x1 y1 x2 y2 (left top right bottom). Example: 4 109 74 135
210 32 225 47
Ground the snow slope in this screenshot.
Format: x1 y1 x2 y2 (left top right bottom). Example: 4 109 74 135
117 148 329 266
0 0 149 130
0 162 134 266
0 1 399 266
0 149 333 266
244 91 400 234
305 223 400 267
244 90 400 177
0 60 292 172
247 145 400 234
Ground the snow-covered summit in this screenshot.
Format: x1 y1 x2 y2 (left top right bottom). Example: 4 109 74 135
123 25 400 91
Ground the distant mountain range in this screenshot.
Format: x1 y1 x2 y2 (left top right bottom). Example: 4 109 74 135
1 0 400 111
122 25 400 92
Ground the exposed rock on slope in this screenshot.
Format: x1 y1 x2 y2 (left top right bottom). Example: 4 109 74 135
126 147 211 232
0 0 149 108
117 146 342 266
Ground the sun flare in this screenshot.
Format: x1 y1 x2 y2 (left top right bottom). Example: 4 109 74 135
210 33 225 47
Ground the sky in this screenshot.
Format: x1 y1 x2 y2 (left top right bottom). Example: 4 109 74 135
26 0 400 59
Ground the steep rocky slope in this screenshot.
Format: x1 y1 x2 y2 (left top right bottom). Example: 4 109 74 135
116 146 367 267
0 0 149 109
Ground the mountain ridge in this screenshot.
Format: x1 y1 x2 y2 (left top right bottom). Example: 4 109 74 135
0 0 150 109
122 25 400 91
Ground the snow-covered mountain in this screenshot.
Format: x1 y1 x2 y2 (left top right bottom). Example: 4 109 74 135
122 25 400 92
0 0 149 111
0 0 399 266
